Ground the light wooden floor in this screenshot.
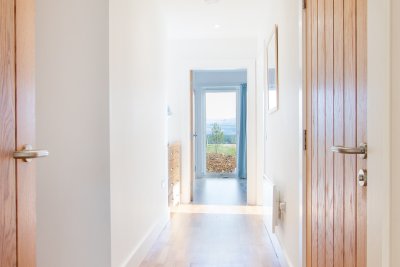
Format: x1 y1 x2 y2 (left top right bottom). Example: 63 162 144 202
140 205 280 267
193 178 247 205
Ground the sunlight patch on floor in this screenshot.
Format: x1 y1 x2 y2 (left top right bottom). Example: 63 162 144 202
170 204 265 215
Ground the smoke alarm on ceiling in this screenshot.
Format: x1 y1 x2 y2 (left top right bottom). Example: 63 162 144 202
204 0 220 4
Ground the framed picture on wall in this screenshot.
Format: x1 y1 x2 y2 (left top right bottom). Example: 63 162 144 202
265 25 279 113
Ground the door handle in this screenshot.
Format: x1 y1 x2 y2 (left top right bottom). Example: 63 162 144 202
14 144 49 162
331 143 367 159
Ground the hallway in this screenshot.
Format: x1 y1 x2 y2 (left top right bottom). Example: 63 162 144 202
140 206 280 267
0 0 396 265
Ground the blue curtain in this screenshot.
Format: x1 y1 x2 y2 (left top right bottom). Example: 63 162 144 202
238 83 247 179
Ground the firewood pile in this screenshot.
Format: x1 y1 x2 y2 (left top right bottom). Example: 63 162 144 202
206 153 236 173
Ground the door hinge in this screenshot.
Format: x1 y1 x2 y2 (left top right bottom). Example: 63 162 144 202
303 130 307 151
303 0 307 9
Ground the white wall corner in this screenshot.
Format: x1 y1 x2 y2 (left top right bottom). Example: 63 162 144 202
280 246 295 267
122 212 169 267
265 224 294 267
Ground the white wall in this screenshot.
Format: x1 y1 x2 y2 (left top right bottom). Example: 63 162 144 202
258 0 302 266
35 0 111 266
166 37 261 205
109 0 169 266
391 0 400 265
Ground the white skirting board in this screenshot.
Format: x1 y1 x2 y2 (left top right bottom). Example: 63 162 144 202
122 212 169 267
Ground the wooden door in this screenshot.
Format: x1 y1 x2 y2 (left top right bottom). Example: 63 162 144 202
1 0 37 266
305 0 367 265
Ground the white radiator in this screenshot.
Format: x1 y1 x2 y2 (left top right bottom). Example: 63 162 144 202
263 175 279 234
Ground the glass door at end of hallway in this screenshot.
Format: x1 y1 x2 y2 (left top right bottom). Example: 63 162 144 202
195 88 239 178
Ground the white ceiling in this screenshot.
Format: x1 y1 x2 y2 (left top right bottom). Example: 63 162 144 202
162 0 269 39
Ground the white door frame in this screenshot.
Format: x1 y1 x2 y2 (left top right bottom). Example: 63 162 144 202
194 86 241 179
366 0 392 265
184 59 259 205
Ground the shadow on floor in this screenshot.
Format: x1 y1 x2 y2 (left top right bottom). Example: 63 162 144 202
193 178 247 205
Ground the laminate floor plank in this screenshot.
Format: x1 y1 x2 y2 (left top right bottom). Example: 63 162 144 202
193 178 247 205
140 207 280 267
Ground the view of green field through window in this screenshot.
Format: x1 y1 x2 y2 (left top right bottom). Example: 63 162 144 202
205 91 237 174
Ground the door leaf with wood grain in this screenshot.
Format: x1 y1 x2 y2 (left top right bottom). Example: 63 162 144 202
306 0 367 266
1 0 47 266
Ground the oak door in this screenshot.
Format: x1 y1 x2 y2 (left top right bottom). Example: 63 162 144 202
306 0 367 266
1 0 38 266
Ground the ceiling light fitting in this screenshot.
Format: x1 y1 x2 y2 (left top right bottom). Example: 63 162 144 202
204 0 220 4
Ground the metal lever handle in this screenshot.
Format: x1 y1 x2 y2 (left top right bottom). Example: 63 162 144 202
14 145 49 162
331 143 367 159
